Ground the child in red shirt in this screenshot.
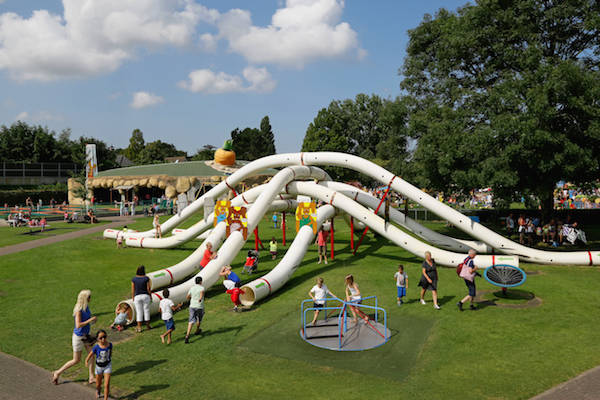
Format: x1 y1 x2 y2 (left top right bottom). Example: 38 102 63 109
223 280 245 312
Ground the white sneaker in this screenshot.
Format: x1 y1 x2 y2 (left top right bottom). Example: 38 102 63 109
434 304 441 310
324 259 328 264
420 299 426 305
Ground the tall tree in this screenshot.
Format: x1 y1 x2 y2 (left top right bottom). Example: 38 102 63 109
191 144 217 161
138 140 186 164
123 129 145 163
230 116 277 160
301 94 410 181
401 0 600 211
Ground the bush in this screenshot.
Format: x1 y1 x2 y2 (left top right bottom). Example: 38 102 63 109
0 188 67 206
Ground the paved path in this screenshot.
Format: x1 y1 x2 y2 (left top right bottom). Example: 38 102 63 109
530 365 600 399
0 216 138 256
0 352 113 400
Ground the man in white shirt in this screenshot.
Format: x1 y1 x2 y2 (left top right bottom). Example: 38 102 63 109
308 277 337 325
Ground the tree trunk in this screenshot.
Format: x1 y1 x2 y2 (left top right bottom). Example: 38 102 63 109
539 189 555 222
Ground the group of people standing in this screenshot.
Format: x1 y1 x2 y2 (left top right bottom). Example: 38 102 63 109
506 213 584 247
394 249 480 311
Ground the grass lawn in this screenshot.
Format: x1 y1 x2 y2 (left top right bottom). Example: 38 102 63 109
0 220 108 247
1 215 600 399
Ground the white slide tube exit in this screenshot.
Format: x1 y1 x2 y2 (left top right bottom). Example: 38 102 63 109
240 205 335 305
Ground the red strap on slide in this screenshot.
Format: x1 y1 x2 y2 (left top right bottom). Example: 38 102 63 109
225 181 238 196
152 292 163 301
259 278 272 294
492 255 495 265
588 251 593 266
165 268 174 284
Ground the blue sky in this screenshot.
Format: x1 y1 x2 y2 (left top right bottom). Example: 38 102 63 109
0 1 468 156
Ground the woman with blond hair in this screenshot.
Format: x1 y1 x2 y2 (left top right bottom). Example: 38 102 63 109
52 290 97 385
418 251 441 309
345 274 367 324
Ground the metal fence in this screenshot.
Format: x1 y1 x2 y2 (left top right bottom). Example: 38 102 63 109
0 162 80 178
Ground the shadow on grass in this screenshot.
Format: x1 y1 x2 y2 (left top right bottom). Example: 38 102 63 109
112 359 167 376
117 384 169 399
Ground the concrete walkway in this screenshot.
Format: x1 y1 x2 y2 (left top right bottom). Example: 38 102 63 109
530 365 600 399
0 216 138 256
0 352 113 400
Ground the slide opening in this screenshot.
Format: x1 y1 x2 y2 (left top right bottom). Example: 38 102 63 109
240 286 256 306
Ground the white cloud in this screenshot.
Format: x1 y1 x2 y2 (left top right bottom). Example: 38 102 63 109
212 0 365 68
198 32 217 52
14 110 64 122
130 91 165 109
0 0 219 81
15 111 28 121
178 66 276 94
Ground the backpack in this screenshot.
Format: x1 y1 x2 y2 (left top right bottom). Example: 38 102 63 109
456 256 470 277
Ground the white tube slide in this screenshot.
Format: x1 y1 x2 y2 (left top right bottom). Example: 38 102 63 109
144 198 299 290
103 154 315 240
240 205 335 305
287 182 516 268
125 199 294 249
239 182 516 306
322 181 492 253
108 151 597 265
119 166 330 320
171 228 212 240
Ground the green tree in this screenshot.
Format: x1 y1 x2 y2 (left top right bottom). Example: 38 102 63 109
123 129 145 163
191 144 217 161
401 0 600 212
301 94 410 181
138 140 187 164
230 116 277 161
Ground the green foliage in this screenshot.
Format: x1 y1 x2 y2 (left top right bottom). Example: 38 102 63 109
301 94 410 181
0 188 67 207
191 144 217 161
231 116 277 160
0 122 119 171
401 0 600 210
123 129 187 164
123 129 145 163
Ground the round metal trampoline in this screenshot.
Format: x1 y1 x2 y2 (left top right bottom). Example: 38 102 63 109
484 264 527 288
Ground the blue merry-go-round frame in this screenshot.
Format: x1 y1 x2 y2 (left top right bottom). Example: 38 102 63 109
483 264 527 288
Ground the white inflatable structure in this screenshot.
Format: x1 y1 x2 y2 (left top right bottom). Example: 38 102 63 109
110 152 598 319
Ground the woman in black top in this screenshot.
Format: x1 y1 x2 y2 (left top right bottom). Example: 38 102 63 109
131 265 152 332
418 251 441 309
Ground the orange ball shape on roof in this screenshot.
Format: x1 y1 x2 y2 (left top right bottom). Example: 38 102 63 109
214 140 236 166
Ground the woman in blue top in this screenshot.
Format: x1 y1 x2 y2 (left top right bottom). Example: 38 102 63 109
52 290 97 385
132 265 152 332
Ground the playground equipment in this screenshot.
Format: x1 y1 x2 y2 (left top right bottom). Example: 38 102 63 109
104 152 599 266
484 264 527 296
300 296 390 351
108 152 599 320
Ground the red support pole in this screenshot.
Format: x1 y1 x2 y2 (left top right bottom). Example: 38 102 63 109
254 227 259 251
330 217 335 261
353 177 396 255
350 217 354 250
282 212 286 246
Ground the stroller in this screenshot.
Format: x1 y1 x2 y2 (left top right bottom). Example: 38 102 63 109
243 250 259 274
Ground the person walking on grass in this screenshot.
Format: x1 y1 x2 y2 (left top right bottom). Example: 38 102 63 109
52 290 97 385
159 289 182 344
85 330 112 400
316 226 328 264
418 251 441 309
308 277 337 325
185 276 205 344
131 265 152 332
270 237 278 260
457 249 479 311
394 264 408 306
153 213 162 238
